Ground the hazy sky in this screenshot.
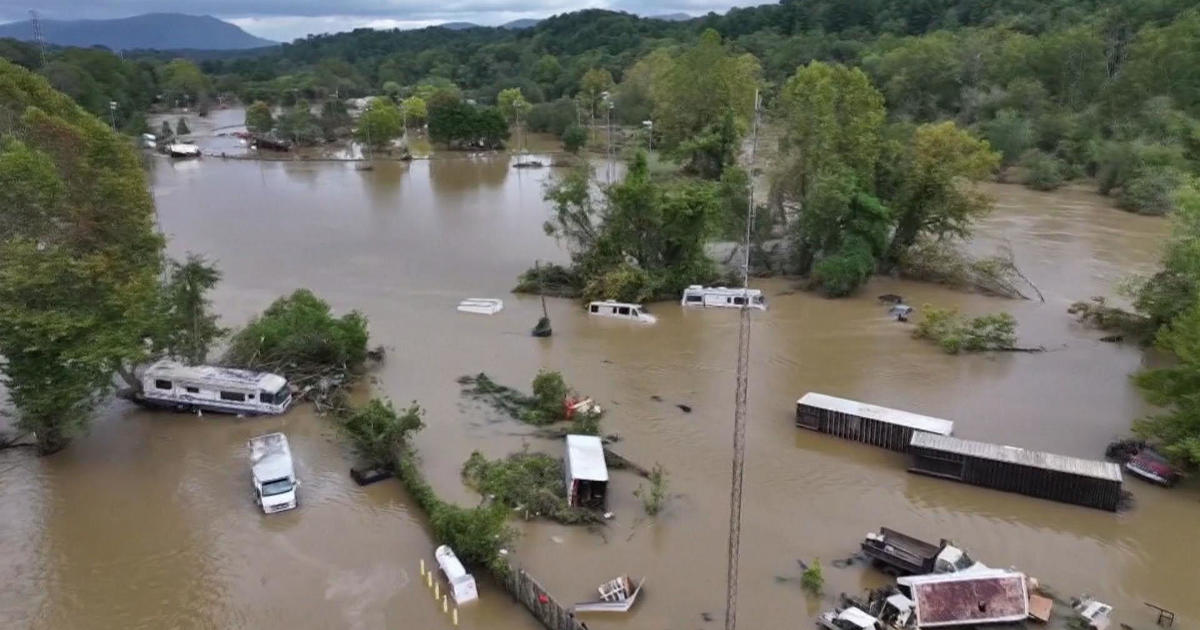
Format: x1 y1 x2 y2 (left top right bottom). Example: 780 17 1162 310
3 1 766 42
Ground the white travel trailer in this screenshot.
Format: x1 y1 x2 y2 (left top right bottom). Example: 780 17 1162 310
435 545 479 604
586 301 656 323
139 359 292 416
680 285 766 310
248 432 299 514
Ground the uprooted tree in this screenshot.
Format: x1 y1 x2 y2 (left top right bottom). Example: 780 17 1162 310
337 398 424 468
223 289 370 410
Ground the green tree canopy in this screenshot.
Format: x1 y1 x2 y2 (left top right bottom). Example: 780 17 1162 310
400 95 427 127
245 101 274 134
355 97 405 147
0 59 163 453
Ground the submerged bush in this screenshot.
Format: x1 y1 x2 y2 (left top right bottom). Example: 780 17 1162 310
913 305 1018 354
801 559 824 594
812 238 876 297
1119 168 1186 216
1018 149 1067 191
338 398 424 467
634 464 668 516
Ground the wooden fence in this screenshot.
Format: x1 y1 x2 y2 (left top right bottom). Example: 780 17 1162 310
500 564 588 630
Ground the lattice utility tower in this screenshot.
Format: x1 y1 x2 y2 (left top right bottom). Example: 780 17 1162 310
29 10 47 66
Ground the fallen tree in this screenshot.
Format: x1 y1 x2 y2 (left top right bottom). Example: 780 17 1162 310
222 289 372 412
458 371 602 433
899 240 1044 301
462 449 603 525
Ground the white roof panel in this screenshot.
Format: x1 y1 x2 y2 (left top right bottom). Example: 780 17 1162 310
797 393 954 436
837 607 879 629
566 434 608 482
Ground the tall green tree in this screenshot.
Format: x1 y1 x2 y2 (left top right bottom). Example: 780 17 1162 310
401 96 428 127
652 29 761 176
245 101 274 134
497 87 532 150
158 255 225 365
161 58 210 107
355 98 404 148
1135 293 1200 467
276 99 321 145
0 60 163 453
884 122 1000 262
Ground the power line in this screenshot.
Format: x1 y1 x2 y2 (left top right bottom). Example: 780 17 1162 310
724 89 760 630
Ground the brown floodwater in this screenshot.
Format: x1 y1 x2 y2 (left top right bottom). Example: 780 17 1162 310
2 152 1198 630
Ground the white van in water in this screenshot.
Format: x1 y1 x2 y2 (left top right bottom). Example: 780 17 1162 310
139 360 291 416
680 285 766 310
249 433 299 514
435 545 479 604
586 301 656 323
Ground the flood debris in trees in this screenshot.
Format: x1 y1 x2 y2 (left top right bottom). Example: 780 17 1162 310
462 449 604 525
222 289 371 412
458 371 603 431
1068 297 1154 341
899 240 1044 301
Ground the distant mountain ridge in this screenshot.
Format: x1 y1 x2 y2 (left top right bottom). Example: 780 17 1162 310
439 18 541 30
0 13 276 50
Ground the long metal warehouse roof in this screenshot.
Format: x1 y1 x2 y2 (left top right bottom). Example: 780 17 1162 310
910 433 1123 482
797 393 954 436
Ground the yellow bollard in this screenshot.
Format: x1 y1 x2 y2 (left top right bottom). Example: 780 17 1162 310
434 581 440 600
442 595 448 613
420 558 425 576
427 572 433 588
453 608 459 626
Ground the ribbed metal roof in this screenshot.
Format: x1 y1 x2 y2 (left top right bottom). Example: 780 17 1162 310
910 433 1123 482
797 393 954 436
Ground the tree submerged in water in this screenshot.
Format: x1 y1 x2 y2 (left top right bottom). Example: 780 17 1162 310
525 151 721 303
634 464 669 516
338 398 424 468
462 449 603 524
913 306 1022 354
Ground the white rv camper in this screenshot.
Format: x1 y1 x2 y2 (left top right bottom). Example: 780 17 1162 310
680 285 766 310
248 433 299 514
139 359 292 416
586 301 656 323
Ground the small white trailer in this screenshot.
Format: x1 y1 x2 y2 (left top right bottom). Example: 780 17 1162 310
139 359 292 416
565 434 609 509
680 285 766 310
249 433 299 514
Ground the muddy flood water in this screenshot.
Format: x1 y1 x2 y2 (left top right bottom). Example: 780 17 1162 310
3 142 1199 630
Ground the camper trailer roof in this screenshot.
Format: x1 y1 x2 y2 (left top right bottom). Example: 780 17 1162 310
684 285 763 297
145 359 286 392
798 393 954 436
566 434 608 482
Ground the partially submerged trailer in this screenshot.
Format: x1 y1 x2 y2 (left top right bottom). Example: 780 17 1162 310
680 285 767 310
908 433 1124 511
139 360 292 416
565 434 608 509
796 393 954 451
898 569 1029 628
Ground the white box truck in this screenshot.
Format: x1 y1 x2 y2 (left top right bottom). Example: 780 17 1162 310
248 433 299 514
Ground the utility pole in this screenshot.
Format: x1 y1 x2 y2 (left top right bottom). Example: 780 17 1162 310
109 101 118 130
29 10 46 67
723 89 760 630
